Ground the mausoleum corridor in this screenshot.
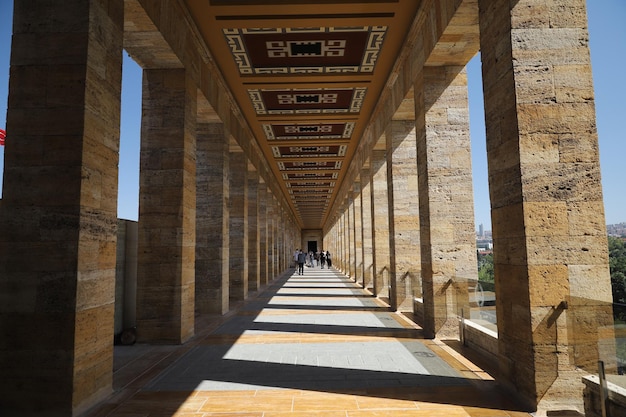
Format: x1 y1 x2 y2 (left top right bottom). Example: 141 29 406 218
87 266 532 417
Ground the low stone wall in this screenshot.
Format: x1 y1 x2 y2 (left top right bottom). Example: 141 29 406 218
462 319 498 358
583 375 626 417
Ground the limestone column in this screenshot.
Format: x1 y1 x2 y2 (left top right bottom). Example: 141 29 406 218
371 141 391 299
268 195 277 278
258 182 268 285
195 121 230 314
344 210 348 274
0 2 123 413
334 215 340 271
353 184 364 286
386 119 421 311
361 165 375 291
416 65 476 339
479 0 612 410
137 68 196 344
229 147 248 302
278 207 284 271
247 166 260 292
348 197 356 279
343 209 349 274
280 208 289 274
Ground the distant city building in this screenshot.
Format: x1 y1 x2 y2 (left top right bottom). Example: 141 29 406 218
607 222 626 237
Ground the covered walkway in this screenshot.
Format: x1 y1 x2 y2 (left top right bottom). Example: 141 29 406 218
87 267 531 417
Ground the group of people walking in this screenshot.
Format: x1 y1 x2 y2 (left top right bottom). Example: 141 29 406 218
293 249 332 275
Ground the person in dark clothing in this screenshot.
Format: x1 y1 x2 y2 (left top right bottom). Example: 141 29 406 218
319 250 326 269
297 250 306 275
325 250 332 268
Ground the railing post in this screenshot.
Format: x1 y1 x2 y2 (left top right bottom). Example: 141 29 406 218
599 360 609 417
460 308 465 346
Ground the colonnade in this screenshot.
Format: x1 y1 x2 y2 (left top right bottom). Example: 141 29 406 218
0 0 615 415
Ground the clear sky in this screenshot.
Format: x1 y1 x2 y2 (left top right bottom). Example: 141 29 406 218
0 1 624 227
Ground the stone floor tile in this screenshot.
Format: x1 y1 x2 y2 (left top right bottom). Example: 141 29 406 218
86 268 532 417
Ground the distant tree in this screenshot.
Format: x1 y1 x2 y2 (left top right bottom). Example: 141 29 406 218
610 236 626 305
477 252 494 283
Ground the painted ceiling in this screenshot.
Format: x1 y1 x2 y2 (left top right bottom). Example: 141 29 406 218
183 0 422 229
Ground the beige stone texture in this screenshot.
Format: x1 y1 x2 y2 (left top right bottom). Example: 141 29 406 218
361 171 374 291
195 121 230 314
371 147 390 298
229 150 249 302
0 1 124 413
137 68 196 344
480 0 612 410
416 65 476 338
258 184 269 285
247 168 260 292
353 186 364 286
347 199 355 278
386 119 420 311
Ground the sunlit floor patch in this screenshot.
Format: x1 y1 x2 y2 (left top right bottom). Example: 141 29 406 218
144 340 467 392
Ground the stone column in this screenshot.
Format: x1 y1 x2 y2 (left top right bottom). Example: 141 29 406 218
137 68 196 344
258 182 268 285
335 216 342 271
361 165 375 292
479 0 612 410
344 208 349 274
386 119 421 311
334 213 346 272
416 65 476 339
348 197 356 279
229 148 248 302
278 207 284 271
195 121 230 315
268 195 277 278
353 184 364 286
371 143 391 300
0 2 123 414
247 166 260 292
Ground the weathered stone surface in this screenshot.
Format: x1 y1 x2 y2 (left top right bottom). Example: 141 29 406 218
229 149 249 302
247 168 260 292
195 120 230 315
137 68 196 344
480 0 611 410
386 119 420 311
0 1 123 414
417 65 476 338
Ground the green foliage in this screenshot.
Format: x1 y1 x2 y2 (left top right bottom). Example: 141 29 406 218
610 236 626 307
608 237 626 331
477 251 494 283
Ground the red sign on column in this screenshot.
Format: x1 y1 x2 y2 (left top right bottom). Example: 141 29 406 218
0 128 5 146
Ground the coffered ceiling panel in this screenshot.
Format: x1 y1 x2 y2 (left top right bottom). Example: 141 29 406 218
184 0 421 228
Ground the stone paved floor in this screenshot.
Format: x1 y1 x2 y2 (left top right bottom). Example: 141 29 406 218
86 267 533 417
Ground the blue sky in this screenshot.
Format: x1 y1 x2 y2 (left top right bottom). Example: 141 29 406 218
0 1 624 227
